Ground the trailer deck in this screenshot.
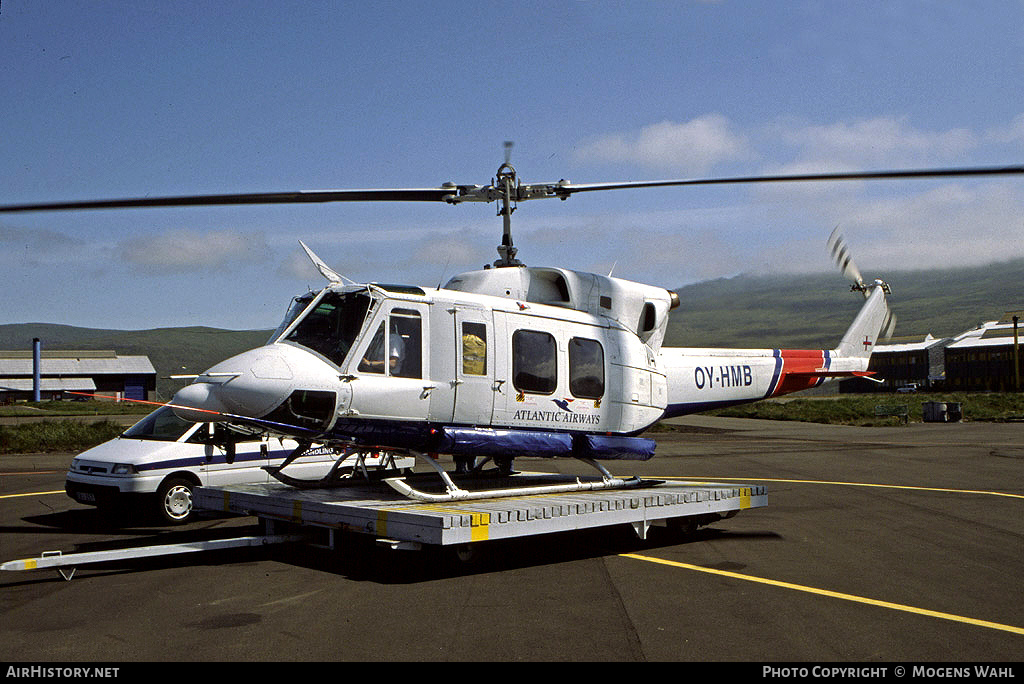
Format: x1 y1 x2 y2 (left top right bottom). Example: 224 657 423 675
195 471 767 548
3 470 766 578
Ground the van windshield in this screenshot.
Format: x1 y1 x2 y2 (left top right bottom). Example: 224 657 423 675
284 290 374 366
122 406 196 442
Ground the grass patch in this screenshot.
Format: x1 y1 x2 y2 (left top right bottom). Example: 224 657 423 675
0 399 154 417
703 393 1024 426
0 419 126 454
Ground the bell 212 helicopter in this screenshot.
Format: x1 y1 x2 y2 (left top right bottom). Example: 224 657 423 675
3 152 1022 501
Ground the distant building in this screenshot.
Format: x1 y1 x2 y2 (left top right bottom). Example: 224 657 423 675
0 350 156 402
840 333 950 393
840 309 1023 393
944 312 1023 392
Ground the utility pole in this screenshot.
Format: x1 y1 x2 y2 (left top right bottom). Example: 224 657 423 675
1014 315 1020 392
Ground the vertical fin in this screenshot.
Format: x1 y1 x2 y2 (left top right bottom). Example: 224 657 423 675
837 286 893 358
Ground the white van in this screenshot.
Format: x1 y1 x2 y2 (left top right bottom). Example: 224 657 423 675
65 406 413 524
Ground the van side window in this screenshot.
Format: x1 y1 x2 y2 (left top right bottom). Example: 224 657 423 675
513 330 556 394
461 322 487 375
569 337 604 399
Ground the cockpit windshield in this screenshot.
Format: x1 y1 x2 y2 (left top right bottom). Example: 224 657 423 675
268 293 316 344
283 290 374 367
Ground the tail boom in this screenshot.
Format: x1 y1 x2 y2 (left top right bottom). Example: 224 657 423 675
657 283 890 419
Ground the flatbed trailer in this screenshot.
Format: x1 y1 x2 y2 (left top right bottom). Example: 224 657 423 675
2 471 766 578
195 471 767 551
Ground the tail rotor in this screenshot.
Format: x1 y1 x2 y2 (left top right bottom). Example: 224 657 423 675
828 227 896 343
827 226 866 292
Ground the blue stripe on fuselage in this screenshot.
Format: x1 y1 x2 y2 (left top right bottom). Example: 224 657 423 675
765 349 783 398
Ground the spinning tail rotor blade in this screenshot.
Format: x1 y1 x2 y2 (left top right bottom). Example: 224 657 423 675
827 227 864 288
825 228 897 343
882 309 897 342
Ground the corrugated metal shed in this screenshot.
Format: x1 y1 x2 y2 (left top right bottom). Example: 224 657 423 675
0 377 97 392
0 351 155 376
0 350 156 400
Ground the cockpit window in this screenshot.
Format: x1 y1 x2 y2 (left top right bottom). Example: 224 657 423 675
268 293 316 344
122 406 196 442
284 291 374 367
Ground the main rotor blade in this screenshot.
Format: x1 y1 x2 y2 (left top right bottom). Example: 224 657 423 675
554 164 1024 196
0 187 456 213
3 164 1020 213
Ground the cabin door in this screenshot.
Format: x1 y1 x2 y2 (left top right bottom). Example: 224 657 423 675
452 306 495 426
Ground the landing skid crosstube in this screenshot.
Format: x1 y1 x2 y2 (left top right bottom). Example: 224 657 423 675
264 444 653 503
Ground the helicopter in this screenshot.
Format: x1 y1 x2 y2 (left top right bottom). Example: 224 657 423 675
3 154 1022 502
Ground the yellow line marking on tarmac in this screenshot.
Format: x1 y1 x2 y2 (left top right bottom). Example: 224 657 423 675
621 553 1024 636
1 490 65 499
661 476 1023 499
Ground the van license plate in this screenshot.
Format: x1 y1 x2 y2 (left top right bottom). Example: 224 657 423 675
77 492 96 503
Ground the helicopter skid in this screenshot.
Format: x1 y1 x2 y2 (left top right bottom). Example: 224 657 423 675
382 472 647 503
263 446 409 490
382 451 651 503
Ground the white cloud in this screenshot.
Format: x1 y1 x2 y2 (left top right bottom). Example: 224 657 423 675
774 116 977 169
985 113 1024 146
119 229 270 273
573 115 751 173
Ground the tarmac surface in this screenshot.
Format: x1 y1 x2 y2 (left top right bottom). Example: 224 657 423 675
1 415 1021 664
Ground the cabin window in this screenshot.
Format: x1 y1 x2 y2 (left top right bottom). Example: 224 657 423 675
513 330 557 395
461 322 487 375
569 337 604 399
358 309 421 378
285 291 373 367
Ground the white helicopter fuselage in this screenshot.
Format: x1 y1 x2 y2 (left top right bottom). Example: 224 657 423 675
172 265 889 462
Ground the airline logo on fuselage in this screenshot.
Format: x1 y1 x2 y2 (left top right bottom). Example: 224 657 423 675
512 408 602 425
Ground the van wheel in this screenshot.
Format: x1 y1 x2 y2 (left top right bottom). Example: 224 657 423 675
157 477 195 524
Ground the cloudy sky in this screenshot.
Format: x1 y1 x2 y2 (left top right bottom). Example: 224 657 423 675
2 1 1022 331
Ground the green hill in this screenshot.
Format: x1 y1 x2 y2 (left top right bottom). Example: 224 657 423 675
666 258 1024 349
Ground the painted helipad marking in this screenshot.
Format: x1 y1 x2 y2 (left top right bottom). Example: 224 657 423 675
1 490 65 499
621 553 1024 636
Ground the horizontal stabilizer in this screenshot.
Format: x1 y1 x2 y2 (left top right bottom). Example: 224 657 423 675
785 370 876 378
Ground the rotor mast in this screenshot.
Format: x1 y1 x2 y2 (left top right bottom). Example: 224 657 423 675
494 160 522 267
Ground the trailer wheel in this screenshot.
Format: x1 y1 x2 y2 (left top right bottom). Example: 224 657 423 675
157 477 195 524
453 543 477 564
666 516 698 539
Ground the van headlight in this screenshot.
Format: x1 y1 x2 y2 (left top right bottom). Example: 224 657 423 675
111 464 138 475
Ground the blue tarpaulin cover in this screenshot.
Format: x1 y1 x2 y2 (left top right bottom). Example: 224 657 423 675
437 427 573 457
435 427 656 460
578 434 657 461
